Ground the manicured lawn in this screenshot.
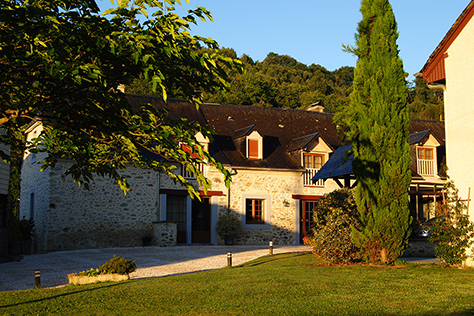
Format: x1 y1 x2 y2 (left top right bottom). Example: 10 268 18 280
1 253 474 315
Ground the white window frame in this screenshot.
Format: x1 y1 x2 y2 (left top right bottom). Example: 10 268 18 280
180 138 209 179
241 194 271 229
246 131 263 160
303 153 325 187
416 146 437 176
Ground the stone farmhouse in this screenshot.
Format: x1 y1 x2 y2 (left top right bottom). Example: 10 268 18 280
419 0 474 264
19 95 446 253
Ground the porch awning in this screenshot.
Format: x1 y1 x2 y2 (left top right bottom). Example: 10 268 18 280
312 145 354 181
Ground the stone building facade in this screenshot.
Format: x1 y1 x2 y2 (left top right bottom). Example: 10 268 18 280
20 99 343 252
19 97 446 253
20 121 162 252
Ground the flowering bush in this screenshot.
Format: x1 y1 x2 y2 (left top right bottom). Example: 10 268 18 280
306 188 361 264
78 268 100 277
99 256 136 275
71 256 136 277
429 181 474 266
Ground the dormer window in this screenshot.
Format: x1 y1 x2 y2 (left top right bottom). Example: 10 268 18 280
247 132 262 159
303 153 325 187
181 132 209 179
304 154 324 170
233 125 263 160
410 130 440 177
288 132 333 187
417 147 436 176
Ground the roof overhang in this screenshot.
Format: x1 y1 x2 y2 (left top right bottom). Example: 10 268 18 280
420 1 474 84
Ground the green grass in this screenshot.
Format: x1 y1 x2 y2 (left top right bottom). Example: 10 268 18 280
1 253 474 315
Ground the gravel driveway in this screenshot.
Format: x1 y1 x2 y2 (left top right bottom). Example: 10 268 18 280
0 245 309 292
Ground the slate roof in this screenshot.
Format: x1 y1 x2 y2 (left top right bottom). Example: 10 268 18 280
312 121 446 181
126 95 446 173
287 132 320 152
233 125 257 139
312 145 353 181
409 130 431 145
409 120 445 146
126 95 341 170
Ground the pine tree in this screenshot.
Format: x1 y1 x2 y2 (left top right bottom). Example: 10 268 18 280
336 0 412 263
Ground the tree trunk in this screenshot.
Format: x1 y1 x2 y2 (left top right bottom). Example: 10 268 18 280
380 248 388 263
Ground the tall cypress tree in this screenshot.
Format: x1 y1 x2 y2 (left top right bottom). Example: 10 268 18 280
336 0 412 263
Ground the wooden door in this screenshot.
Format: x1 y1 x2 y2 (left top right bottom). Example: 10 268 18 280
300 200 318 243
192 198 211 243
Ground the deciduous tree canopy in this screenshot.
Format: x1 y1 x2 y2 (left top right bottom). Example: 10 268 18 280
129 48 443 120
0 0 243 197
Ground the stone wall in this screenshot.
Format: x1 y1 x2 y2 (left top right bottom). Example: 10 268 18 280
21 159 160 252
152 221 177 246
221 168 339 245
158 163 341 246
21 153 342 251
20 151 51 253
229 169 297 245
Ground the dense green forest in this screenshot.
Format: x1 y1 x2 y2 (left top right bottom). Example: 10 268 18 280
128 49 444 121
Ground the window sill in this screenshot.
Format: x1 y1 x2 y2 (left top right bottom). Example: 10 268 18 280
243 223 271 230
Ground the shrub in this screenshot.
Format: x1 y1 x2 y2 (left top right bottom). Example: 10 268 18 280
99 256 136 275
78 268 100 277
19 217 35 240
216 214 242 238
429 181 474 266
305 188 361 264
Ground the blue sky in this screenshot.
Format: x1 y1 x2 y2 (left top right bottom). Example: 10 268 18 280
98 0 470 80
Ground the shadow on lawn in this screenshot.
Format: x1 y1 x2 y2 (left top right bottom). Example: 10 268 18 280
420 309 474 316
237 252 309 268
0 283 122 309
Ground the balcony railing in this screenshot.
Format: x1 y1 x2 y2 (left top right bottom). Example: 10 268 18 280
304 168 325 187
182 163 207 179
417 159 435 176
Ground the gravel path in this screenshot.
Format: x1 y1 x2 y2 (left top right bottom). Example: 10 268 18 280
0 245 309 292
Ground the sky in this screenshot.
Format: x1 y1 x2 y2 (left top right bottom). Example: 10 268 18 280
98 0 471 80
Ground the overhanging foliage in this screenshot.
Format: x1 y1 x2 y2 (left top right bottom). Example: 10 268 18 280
0 0 244 197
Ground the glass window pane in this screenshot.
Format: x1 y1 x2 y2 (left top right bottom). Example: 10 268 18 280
246 199 264 224
304 155 312 168
426 149 433 160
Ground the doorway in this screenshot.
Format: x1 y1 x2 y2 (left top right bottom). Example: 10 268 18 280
300 200 318 243
192 198 211 243
166 195 187 244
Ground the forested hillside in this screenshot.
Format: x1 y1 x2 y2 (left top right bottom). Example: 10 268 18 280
128 49 444 121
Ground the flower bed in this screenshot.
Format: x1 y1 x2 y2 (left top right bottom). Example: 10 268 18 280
67 256 136 285
68 273 129 285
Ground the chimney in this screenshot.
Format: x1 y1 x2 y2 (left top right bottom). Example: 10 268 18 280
117 84 125 93
307 102 324 112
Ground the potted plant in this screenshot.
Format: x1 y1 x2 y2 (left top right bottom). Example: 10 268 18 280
7 216 22 256
216 214 242 245
141 232 153 247
19 217 35 255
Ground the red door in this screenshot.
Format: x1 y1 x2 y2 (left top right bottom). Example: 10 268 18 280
300 200 318 243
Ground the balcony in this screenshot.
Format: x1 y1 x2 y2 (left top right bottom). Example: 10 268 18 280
182 163 207 179
304 168 324 187
417 159 435 176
